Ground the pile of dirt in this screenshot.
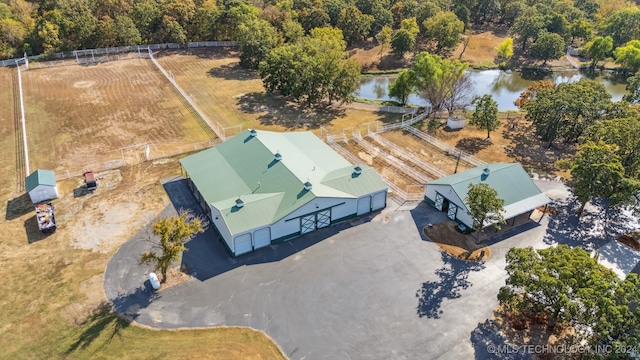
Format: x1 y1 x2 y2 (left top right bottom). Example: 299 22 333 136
617 231 640 251
423 222 490 261
536 205 560 215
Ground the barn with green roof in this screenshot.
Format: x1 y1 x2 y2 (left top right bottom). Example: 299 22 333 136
424 163 550 231
180 129 388 256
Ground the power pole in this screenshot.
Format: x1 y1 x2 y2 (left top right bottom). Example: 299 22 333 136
454 150 462 174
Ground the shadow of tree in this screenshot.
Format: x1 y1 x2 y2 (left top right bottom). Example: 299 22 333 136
416 251 486 319
470 319 532 360
64 302 130 356
236 92 346 129
502 121 570 174
456 137 491 154
110 281 161 320
207 63 260 81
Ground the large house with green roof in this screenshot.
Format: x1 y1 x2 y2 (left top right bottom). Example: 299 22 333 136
424 163 550 231
180 129 388 256
25 169 58 204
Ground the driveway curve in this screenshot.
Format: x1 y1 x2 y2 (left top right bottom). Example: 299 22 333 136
105 179 596 359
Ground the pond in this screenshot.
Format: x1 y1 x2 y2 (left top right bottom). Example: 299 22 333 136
358 69 629 111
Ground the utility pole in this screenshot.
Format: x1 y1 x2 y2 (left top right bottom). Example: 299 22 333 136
454 150 462 174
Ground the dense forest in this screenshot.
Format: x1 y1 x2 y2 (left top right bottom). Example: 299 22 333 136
1 0 640 65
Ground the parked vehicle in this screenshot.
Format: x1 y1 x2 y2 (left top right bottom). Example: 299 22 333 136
83 171 97 192
35 202 56 234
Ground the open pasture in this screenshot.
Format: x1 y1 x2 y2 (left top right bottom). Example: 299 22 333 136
0 68 17 198
20 59 214 173
155 49 401 134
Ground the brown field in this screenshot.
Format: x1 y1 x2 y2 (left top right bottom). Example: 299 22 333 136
155 49 401 135
0 68 17 196
451 31 505 67
21 59 215 173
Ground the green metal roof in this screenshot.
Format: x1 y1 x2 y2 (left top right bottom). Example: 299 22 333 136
25 169 57 193
427 163 543 206
180 130 387 235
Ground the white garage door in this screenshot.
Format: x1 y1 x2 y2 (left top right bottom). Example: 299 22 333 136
234 233 252 255
254 227 271 249
371 191 386 210
317 209 330 228
357 196 371 215
301 214 316 234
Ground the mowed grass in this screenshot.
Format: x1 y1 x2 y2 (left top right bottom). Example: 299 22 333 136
0 64 285 359
156 49 401 136
450 31 505 67
21 59 214 173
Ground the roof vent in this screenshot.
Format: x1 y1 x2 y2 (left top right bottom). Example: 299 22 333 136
235 197 244 208
274 152 282 161
304 181 313 191
249 129 257 137
354 166 362 175
482 167 490 177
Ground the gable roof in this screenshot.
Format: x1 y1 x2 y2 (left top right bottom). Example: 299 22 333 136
180 130 387 235
25 169 57 193
427 163 550 219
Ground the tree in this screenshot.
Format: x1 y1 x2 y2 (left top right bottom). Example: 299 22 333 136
586 116 640 179
614 40 640 74
336 6 373 46
558 141 626 214
139 210 206 283
412 52 469 116
94 15 117 47
422 11 464 53
282 19 303 43
524 79 611 146
465 182 505 241
598 7 640 47
391 28 415 56
498 245 619 332
623 74 640 104
237 18 281 69
495 37 513 63
454 5 470 31
114 16 141 46
514 80 556 108
529 31 565 65
300 7 329 33
260 27 361 105
388 69 416 105
568 18 591 44
470 94 500 139
132 0 162 42
399 17 419 37
375 25 392 57
370 5 393 36
584 35 613 69
510 11 545 50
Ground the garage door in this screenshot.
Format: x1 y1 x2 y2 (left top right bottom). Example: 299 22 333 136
234 233 253 255
371 191 386 210
301 214 315 234
357 196 371 215
254 227 271 249
317 209 330 228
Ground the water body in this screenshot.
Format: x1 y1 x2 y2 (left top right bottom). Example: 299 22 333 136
358 69 629 111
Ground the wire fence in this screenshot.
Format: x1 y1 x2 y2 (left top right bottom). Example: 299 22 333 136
0 41 238 67
55 139 221 181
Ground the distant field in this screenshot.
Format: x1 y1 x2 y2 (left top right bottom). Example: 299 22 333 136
156 49 400 135
21 59 214 173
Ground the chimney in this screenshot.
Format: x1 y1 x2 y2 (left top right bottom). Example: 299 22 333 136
249 129 257 137
482 167 490 177
353 166 362 175
235 197 244 208
304 181 313 191
274 152 282 161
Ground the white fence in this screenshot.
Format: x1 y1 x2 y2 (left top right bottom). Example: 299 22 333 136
367 131 448 178
0 41 238 67
146 49 227 141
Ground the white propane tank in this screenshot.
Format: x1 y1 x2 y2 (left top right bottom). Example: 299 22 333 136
148 272 160 290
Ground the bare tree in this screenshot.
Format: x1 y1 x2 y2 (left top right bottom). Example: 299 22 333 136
443 72 473 117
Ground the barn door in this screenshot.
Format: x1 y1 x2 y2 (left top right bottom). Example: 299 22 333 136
317 209 330 228
435 193 444 211
301 214 316 234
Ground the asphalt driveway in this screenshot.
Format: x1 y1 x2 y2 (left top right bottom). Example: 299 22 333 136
104 178 637 359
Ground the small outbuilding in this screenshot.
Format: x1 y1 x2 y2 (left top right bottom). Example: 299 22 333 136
25 169 59 204
446 116 466 130
424 163 550 231
180 129 388 256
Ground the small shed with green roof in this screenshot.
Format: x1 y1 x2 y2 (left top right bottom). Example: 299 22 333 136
26 169 59 204
180 129 388 256
424 163 550 231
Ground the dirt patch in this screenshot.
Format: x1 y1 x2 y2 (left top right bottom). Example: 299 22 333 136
61 274 106 325
450 31 504 66
423 222 490 261
617 231 640 251
157 266 192 291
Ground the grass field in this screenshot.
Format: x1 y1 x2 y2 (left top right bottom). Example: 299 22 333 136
21 59 215 173
0 68 17 197
156 49 401 135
